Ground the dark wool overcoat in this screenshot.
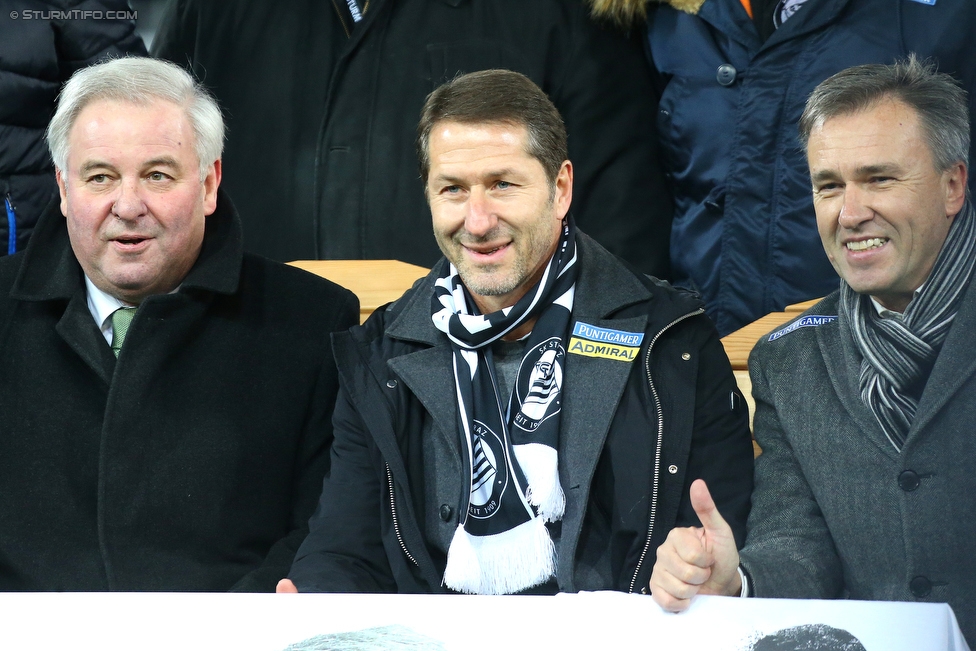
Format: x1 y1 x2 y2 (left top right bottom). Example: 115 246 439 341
0 190 359 591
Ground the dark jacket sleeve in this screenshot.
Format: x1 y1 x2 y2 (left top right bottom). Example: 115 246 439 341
288 380 400 593
552 4 672 278
230 289 360 592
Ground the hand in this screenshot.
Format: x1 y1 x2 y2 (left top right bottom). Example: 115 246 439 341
649 479 741 611
276 578 299 593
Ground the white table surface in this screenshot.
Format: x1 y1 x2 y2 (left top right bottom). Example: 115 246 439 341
0 591 966 651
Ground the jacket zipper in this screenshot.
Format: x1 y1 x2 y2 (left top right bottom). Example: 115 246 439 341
628 307 705 593
387 463 419 567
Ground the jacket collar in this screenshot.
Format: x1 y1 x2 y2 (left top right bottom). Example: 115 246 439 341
678 0 854 53
383 230 654 346
10 187 244 303
911 270 976 437
817 292 898 459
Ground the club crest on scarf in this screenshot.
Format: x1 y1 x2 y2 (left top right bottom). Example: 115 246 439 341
469 420 507 519
432 219 578 595
513 337 564 432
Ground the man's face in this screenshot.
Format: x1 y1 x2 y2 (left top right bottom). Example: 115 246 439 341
807 98 967 312
57 98 220 304
426 121 572 314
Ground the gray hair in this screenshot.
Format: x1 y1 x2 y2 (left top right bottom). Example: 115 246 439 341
47 57 224 181
417 69 568 191
799 55 970 172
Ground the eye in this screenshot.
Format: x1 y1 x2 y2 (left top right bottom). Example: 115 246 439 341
495 180 512 190
148 171 171 182
87 173 110 184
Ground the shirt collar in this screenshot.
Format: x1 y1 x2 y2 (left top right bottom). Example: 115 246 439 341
84 275 133 344
869 284 924 320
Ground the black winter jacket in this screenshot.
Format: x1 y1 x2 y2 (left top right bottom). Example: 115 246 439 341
152 0 673 277
290 232 753 594
0 0 145 255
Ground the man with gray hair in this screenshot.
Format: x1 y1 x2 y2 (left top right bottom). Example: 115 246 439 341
0 56 359 591
649 57 976 643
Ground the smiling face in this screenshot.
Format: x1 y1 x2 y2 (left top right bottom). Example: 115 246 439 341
807 98 967 312
426 121 572 314
57 98 220 304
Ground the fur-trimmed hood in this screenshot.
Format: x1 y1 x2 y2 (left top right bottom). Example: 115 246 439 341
587 0 704 26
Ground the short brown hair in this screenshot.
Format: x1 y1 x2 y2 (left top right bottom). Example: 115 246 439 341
417 69 568 187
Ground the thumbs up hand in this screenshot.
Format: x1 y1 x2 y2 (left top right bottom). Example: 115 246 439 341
649 479 742 612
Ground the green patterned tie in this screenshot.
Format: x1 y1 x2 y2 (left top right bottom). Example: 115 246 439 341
111 307 137 357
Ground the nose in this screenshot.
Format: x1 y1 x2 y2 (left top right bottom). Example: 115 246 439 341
464 187 497 237
111 178 147 221
837 184 873 229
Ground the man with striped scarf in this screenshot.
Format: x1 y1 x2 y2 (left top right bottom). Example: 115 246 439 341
650 58 976 644
283 69 754 596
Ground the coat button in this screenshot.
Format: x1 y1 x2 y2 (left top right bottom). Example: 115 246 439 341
668 465 678 474
716 63 737 86
439 504 454 522
681 353 691 361
909 576 932 597
386 379 398 389
898 470 920 492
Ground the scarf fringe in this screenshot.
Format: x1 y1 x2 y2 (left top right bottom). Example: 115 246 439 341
514 443 565 521
443 519 555 595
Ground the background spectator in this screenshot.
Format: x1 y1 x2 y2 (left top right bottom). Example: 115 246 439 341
152 0 673 277
592 0 976 335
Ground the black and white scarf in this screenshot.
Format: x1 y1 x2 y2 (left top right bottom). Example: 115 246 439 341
842 200 976 452
431 219 578 594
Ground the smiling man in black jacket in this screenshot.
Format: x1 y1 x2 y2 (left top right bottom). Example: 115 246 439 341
282 70 753 596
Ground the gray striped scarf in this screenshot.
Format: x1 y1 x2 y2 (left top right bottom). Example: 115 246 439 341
842 200 976 451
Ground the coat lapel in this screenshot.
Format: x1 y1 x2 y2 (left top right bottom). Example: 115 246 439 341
911 276 976 436
760 0 852 52
388 344 460 464
818 307 899 461
54 288 116 385
10 198 116 383
559 313 648 557
385 274 463 464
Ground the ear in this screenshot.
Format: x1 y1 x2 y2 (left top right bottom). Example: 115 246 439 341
553 160 573 221
56 168 68 217
202 159 222 216
943 160 967 218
